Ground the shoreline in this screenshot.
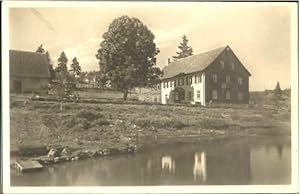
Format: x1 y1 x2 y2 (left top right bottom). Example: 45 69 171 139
10 97 291 172
11 132 291 172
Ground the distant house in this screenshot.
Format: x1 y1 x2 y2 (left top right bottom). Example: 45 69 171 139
10 50 50 94
160 45 251 106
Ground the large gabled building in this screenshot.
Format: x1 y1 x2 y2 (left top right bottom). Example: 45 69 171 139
160 45 251 106
10 50 50 94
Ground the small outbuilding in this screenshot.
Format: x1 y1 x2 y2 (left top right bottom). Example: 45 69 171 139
10 50 50 94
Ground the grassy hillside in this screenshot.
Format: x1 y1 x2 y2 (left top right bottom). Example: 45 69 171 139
10 91 291 154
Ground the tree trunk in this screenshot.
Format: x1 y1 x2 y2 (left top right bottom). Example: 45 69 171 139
123 90 128 101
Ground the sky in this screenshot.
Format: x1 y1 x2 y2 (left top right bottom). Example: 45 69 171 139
9 2 296 91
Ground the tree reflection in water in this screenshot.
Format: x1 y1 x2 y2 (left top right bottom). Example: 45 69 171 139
11 138 291 186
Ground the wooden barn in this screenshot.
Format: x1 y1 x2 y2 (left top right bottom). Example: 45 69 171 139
10 50 50 94
160 45 251 106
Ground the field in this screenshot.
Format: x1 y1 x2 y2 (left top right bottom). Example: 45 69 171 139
10 89 291 156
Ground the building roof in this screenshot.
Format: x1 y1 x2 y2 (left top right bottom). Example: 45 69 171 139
162 45 252 80
161 46 226 80
10 50 50 78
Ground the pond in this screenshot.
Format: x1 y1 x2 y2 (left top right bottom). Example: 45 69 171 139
11 137 291 186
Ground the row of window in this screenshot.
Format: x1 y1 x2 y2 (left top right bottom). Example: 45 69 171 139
212 90 244 101
166 89 244 101
212 74 243 85
220 60 235 70
162 74 202 88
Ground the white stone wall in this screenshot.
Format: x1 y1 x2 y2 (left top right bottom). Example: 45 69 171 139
160 73 206 105
191 73 206 106
161 81 173 104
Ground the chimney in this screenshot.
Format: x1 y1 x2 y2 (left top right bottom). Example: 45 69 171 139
167 58 171 65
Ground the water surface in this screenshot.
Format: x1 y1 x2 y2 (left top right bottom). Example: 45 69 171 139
11 137 291 186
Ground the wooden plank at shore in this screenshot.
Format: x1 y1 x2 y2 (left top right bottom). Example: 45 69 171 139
14 160 43 172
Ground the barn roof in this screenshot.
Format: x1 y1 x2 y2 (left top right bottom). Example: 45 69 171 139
161 46 226 80
10 50 50 78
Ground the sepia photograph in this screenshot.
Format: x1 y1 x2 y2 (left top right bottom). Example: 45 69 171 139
1 1 298 193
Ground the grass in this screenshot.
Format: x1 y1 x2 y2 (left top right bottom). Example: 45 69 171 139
10 90 291 152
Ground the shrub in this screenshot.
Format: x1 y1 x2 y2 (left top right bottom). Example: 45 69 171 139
135 118 186 129
76 110 103 121
94 118 111 126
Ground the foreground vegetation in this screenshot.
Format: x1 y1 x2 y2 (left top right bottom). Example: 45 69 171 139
10 89 290 159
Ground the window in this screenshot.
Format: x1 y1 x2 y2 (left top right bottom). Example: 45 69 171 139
195 74 202 83
221 83 226 89
166 81 168 88
198 74 202 83
238 92 243 101
226 90 231 100
182 78 185 85
212 74 218 83
231 62 235 70
170 81 173 88
174 80 177 87
238 77 243 85
186 77 189 85
163 82 166 88
188 91 192 100
212 90 218 100
189 76 192 85
226 75 230 83
220 60 225 69
197 90 201 99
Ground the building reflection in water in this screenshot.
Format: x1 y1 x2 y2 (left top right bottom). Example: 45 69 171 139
11 140 290 186
161 155 175 173
193 152 206 182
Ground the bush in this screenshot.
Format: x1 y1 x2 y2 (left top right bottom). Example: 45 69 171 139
76 110 103 121
94 118 111 126
135 118 186 129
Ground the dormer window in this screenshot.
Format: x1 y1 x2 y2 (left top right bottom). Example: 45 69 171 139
212 74 218 83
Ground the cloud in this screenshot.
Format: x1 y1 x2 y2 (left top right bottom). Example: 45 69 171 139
51 37 102 71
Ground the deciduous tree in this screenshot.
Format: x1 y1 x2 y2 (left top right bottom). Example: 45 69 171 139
96 15 162 100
